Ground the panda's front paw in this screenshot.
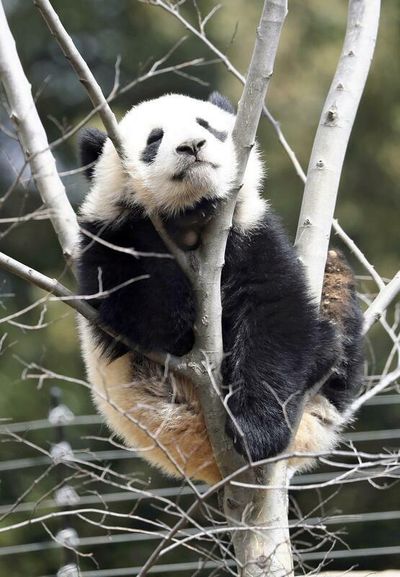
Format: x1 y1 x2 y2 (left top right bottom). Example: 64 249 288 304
225 412 292 463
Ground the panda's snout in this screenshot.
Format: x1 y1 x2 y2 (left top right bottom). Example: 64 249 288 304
176 138 206 158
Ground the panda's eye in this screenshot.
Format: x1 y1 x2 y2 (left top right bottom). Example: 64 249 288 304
197 118 210 130
196 118 227 142
141 128 164 164
147 128 164 146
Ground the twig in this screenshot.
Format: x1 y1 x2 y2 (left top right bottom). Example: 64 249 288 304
333 219 385 291
295 0 381 302
33 0 125 158
346 366 400 418
363 271 400 334
0 1 78 262
47 56 211 153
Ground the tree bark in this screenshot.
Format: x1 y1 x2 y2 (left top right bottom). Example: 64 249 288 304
0 1 78 263
295 0 381 303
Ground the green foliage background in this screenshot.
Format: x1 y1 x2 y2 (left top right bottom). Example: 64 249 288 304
0 1 399 575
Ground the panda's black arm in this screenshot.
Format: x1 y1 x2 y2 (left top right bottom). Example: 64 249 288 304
221 212 337 462
77 217 196 359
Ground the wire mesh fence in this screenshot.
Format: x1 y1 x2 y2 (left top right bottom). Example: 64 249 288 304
1 385 399 577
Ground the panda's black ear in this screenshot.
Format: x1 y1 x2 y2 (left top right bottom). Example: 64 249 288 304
79 128 108 180
208 91 235 115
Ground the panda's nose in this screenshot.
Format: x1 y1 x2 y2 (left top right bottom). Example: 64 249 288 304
176 139 206 157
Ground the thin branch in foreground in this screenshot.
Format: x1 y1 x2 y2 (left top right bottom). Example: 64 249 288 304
33 0 196 285
48 55 212 154
0 1 78 262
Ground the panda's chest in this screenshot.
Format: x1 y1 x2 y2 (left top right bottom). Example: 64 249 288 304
162 197 220 251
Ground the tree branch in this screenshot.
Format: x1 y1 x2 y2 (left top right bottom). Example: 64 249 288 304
33 0 125 159
363 271 400 334
32 0 198 286
0 250 178 371
333 218 385 291
0 1 78 263
7 2 387 576
346 366 400 417
295 0 381 302
184 3 293 577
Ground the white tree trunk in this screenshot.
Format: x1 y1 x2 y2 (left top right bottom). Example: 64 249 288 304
295 0 381 302
0 1 78 262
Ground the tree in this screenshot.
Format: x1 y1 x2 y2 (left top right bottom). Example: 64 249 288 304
0 1 398 576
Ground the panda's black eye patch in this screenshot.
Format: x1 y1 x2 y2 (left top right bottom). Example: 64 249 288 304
141 128 164 164
147 128 164 145
196 118 227 142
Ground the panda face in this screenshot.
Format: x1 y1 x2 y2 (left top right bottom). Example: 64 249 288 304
119 94 237 215
81 93 265 228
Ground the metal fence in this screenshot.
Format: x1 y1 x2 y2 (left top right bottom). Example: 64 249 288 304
1 388 399 577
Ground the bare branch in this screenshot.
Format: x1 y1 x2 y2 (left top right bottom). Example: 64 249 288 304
295 0 381 302
0 1 78 262
183 3 293 577
0 250 180 371
232 0 287 181
333 219 385 291
363 271 400 334
346 366 400 417
33 0 125 158
194 0 289 464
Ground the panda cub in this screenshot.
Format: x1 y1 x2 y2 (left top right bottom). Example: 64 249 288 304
77 92 363 484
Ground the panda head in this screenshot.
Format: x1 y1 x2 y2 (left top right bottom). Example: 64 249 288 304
79 92 265 227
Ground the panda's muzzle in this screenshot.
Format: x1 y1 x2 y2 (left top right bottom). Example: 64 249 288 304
175 138 206 158
172 147 219 181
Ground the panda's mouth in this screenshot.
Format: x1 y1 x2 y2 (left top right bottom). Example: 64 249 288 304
171 160 219 182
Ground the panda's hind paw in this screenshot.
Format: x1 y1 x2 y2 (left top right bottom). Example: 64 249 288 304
225 413 292 464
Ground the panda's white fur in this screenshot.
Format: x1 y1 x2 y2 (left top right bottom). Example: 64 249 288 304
77 93 358 484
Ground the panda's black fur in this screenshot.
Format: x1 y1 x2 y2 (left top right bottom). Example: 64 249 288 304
77 92 363 481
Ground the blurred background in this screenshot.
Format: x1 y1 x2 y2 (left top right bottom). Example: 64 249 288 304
0 0 399 575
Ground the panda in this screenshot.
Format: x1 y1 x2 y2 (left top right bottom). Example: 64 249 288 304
77 92 363 484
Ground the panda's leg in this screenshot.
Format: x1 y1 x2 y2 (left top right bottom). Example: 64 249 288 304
287 394 344 476
80 320 220 483
221 217 339 463
288 250 364 474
